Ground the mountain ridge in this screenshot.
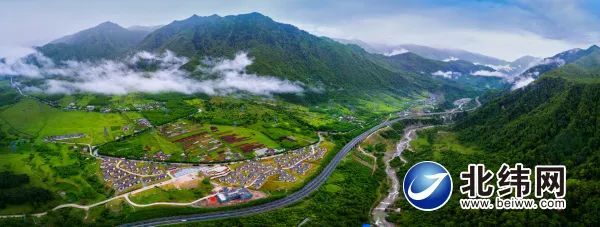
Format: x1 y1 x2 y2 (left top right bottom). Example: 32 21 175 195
513 45 600 87
26 12 499 103
335 39 510 65
37 21 151 61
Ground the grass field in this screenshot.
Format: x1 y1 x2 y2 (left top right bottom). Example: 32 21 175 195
129 183 213 205
409 130 481 160
0 98 141 145
98 129 184 160
212 125 280 148
0 143 110 214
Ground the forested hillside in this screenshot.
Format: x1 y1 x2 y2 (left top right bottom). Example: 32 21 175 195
427 76 600 224
455 77 599 172
37 22 150 61
26 12 491 109
369 52 506 91
138 13 426 93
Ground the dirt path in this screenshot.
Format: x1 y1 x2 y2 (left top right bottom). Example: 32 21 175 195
124 193 212 208
357 146 377 174
0 173 196 219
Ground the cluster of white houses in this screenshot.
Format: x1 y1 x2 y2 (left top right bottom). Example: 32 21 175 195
100 158 169 192
63 102 165 113
45 133 85 142
217 145 327 189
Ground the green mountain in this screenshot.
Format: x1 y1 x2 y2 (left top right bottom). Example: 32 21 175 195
518 45 600 80
137 12 480 98
28 12 494 105
450 47 600 224
36 22 150 61
335 39 509 66
509 55 540 72
369 52 506 90
379 52 493 74
137 13 404 91
457 45 600 165
545 45 600 83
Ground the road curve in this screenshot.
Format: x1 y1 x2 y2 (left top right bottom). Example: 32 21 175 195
122 108 473 227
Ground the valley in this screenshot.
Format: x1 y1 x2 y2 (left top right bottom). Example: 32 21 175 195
0 6 599 227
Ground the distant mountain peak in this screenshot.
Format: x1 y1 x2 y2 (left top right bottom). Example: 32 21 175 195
513 55 539 62
182 14 201 21
586 44 600 52
39 20 151 61
127 24 163 32
247 12 267 17
96 21 121 28
226 12 273 22
336 40 509 66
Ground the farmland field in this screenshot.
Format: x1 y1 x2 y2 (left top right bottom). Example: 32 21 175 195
99 129 184 160
99 120 318 163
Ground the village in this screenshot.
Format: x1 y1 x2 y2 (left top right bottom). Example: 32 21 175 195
100 157 171 192
40 104 328 208
63 101 166 113
94 141 327 207
217 144 326 189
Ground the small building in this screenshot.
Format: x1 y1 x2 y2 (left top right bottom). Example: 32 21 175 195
254 147 269 156
136 118 152 127
208 196 218 205
216 188 253 203
46 133 85 142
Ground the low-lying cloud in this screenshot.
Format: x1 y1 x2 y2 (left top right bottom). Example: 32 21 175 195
442 56 459 62
0 51 304 96
511 77 535 90
471 70 507 78
431 70 460 79
383 48 408 56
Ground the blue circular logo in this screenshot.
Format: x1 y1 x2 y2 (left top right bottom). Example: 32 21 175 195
403 161 452 211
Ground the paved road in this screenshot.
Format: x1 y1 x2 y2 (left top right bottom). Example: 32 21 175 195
7 80 480 225
122 117 405 227
121 109 470 227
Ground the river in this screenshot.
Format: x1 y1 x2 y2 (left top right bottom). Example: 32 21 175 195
372 125 432 227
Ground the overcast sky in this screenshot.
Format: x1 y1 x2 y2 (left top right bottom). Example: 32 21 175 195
1 0 599 61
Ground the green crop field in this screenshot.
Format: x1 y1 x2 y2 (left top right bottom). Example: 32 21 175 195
99 129 184 160
211 125 281 148
100 111 320 163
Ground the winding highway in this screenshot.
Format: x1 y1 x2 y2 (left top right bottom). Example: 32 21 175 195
122 101 480 227
122 118 403 227
5 77 481 225
6 77 477 225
